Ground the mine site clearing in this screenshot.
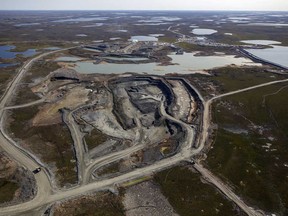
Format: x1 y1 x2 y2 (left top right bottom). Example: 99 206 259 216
0 41 271 216
0 40 207 214
24 61 204 182
1 11 288 215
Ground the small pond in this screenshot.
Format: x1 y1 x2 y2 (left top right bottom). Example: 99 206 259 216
191 28 218 35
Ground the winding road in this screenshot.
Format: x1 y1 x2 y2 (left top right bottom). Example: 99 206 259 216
0 47 77 215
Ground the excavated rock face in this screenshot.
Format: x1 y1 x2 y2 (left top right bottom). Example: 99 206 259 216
0 152 18 179
50 68 80 82
11 167 37 202
0 152 36 206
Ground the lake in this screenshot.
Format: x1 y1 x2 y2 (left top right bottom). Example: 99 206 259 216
241 23 288 27
0 45 37 59
241 40 288 68
149 34 165 37
52 17 108 23
0 63 18 68
241 40 282 45
14 23 40 27
245 45 288 68
76 34 88 37
129 36 158 42
68 52 260 75
82 23 103 27
134 22 170 26
191 29 218 35
101 57 149 61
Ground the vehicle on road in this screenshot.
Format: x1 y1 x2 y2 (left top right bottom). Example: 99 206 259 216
32 167 41 174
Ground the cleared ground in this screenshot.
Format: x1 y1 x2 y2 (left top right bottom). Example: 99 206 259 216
53 192 125 216
33 86 89 125
8 106 77 187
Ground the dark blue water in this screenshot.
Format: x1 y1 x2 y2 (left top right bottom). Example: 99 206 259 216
0 63 18 68
0 45 37 59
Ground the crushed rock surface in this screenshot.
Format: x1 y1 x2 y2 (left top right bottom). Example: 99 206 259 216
123 181 178 216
